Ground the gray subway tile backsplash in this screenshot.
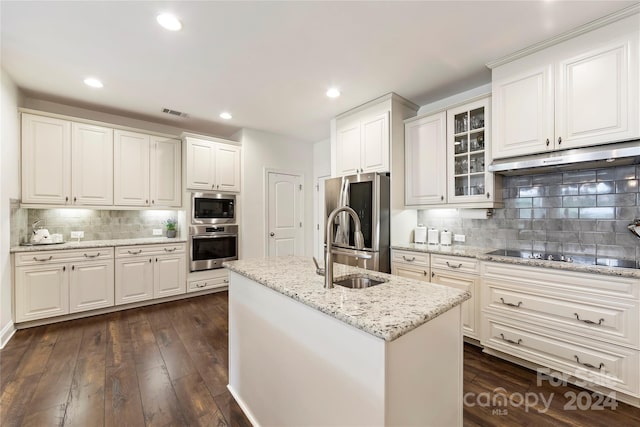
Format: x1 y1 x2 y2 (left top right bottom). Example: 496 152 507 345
417 164 639 260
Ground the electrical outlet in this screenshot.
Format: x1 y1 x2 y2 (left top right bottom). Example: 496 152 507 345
152 229 163 236
70 231 84 239
454 234 466 243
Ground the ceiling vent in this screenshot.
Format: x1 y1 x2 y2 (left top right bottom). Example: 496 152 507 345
161 108 188 118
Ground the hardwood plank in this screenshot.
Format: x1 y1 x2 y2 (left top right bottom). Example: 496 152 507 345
76 318 107 362
143 304 172 332
155 326 198 381
14 340 56 378
172 373 227 427
1 327 37 351
106 312 135 368
29 334 82 411
213 390 252 427
63 353 106 427
178 331 229 397
0 344 29 395
137 365 187 426
104 360 145 427
129 319 164 372
0 374 41 426
21 403 66 427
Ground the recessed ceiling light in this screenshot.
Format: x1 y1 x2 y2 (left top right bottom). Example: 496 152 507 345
83 77 103 88
326 88 341 98
219 112 232 120
157 13 182 31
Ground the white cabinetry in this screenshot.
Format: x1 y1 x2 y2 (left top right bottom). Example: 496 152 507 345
14 248 114 322
150 136 182 207
115 243 186 305
184 136 241 192
114 130 150 206
481 261 640 401
22 114 114 206
188 268 230 293
404 112 447 205
335 109 389 175
404 96 500 208
391 249 480 340
430 254 480 340
491 14 639 159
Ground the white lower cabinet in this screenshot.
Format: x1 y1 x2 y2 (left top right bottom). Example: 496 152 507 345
115 243 186 305
14 248 114 322
481 261 640 400
391 249 480 340
188 268 229 293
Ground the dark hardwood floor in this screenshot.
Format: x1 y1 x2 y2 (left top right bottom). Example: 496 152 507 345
1 291 639 426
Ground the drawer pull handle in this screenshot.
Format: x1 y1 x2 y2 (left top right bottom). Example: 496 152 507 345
33 256 53 262
128 250 142 255
500 298 522 308
573 313 604 326
196 283 206 288
446 262 462 269
164 247 177 252
402 256 415 262
499 333 522 345
83 252 100 258
574 356 604 370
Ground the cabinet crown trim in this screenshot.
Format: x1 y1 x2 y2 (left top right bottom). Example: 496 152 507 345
335 92 418 120
181 132 242 146
486 4 639 69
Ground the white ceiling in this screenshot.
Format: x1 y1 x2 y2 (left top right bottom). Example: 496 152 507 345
1 1 636 142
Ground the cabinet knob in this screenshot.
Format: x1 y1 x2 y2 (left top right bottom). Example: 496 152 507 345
152 200 155 204
557 136 562 145
145 200 149 204
423 271 427 276
72 265 75 271
269 232 275 237
546 138 550 147
63 266 66 271
65 196 69 203
486 192 490 199
431 271 435 278
441 195 444 201
149 258 152 263
73 196 77 203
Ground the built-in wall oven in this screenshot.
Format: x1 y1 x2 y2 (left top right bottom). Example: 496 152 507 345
191 192 236 224
189 225 238 272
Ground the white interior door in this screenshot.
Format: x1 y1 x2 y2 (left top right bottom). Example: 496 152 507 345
267 172 303 257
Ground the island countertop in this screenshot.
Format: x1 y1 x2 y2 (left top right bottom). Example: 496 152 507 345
223 256 470 342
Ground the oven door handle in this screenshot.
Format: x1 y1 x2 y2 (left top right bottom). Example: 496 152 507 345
191 234 237 239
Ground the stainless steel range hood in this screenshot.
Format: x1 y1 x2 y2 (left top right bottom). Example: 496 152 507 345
488 140 640 175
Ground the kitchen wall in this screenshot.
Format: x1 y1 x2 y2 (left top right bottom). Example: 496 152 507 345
238 128 315 259
1 68 23 346
418 164 640 260
13 209 179 244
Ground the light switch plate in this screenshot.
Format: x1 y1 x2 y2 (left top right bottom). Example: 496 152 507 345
152 229 163 236
70 231 84 239
454 234 466 242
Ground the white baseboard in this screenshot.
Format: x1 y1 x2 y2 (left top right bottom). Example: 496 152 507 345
227 384 259 427
0 321 16 349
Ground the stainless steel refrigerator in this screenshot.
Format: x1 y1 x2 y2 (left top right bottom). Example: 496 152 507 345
324 172 390 273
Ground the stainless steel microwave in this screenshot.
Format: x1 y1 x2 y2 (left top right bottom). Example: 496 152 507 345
191 192 236 224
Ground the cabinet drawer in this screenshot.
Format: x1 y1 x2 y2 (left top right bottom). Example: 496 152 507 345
116 243 185 258
391 249 429 267
15 247 114 266
483 316 639 397
431 254 478 274
189 275 229 292
391 264 430 282
484 284 639 348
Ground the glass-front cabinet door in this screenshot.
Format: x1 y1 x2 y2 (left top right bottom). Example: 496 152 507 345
446 97 495 204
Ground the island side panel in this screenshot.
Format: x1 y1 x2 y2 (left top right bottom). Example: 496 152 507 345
385 305 463 427
228 271 386 426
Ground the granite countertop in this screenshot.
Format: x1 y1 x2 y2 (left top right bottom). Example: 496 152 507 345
391 244 640 279
392 243 492 258
10 237 187 253
223 256 470 342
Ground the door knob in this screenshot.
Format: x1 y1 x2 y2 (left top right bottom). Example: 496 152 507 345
270 232 275 237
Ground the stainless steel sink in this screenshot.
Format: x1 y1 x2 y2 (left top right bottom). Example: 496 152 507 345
333 275 386 289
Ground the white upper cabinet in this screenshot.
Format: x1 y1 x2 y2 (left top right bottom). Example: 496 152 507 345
404 112 447 205
114 130 150 206
491 14 639 159
22 114 114 206
150 136 181 207
447 98 497 204
21 114 72 204
185 136 241 192
335 109 390 175
72 123 113 205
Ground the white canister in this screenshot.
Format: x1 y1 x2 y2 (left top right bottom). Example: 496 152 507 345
440 230 452 246
414 225 427 244
427 228 439 245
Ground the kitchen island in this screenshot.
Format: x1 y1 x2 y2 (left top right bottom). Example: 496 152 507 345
224 256 470 427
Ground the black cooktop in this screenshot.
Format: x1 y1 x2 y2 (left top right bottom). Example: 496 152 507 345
486 249 638 270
